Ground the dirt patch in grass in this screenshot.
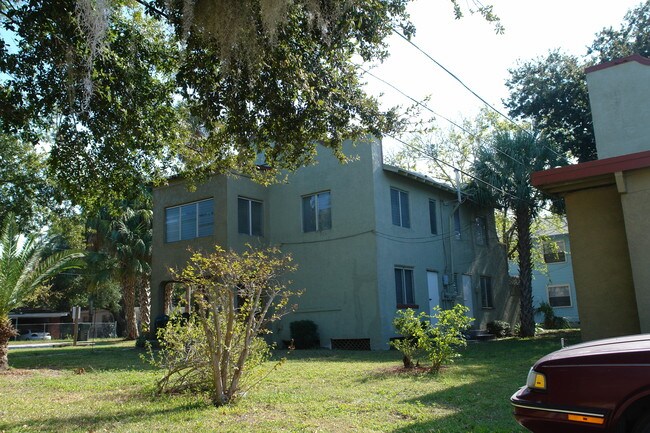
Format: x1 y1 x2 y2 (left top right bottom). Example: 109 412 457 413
374 364 448 376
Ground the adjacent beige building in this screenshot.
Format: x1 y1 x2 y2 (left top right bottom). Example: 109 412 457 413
151 139 515 349
533 55 650 341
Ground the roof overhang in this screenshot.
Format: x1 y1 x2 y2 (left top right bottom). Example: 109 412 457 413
532 150 650 194
383 164 457 195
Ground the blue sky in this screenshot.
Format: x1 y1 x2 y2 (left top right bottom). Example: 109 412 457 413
364 0 644 136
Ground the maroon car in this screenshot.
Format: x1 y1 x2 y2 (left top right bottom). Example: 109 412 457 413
511 334 650 433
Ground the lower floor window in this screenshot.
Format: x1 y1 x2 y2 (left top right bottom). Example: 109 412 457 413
395 267 415 306
480 276 493 308
547 284 571 307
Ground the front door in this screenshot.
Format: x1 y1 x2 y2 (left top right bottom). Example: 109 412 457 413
427 271 440 324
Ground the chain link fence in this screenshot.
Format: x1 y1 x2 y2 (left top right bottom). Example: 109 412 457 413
13 322 117 341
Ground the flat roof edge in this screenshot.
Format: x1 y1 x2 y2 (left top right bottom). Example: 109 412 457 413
585 54 650 74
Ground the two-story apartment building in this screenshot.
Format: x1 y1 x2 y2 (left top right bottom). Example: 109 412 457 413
151 139 516 349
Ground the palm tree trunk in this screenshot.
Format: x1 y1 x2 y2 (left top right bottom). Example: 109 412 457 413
516 206 536 337
138 277 151 334
0 319 17 371
123 277 138 340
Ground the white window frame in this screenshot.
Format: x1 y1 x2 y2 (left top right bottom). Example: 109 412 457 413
238 197 263 236
391 187 410 228
395 266 415 306
429 199 438 235
165 198 213 243
547 284 572 308
302 191 331 232
480 275 493 309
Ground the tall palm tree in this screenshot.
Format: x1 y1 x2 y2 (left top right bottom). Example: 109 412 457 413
110 207 152 340
0 217 84 370
472 130 565 337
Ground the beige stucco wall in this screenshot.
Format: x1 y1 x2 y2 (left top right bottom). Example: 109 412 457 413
587 59 650 159
619 169 650 333
564 185 640 341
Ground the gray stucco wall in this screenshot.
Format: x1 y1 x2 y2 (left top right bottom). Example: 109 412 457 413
266 140 382 348
150 139 510 349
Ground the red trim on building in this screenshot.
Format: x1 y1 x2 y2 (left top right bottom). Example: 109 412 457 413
532 150 650 188
585 54 650 74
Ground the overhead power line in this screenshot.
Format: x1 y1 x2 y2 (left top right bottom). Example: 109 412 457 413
360 66 528 168
389 28 564 159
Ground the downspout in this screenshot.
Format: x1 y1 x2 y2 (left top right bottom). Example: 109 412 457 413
448 169 463 306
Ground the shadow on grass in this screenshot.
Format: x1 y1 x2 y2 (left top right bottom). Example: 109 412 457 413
0 400 211 433
388 375 527 433
272 348 403 364
384 331 582 433
7 343 157 372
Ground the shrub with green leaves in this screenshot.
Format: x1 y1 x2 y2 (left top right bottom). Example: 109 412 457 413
391 304 473 373
144 245 300 406
487 320 512 338
390 309 431 368
290 320 320 349
536 301 571 330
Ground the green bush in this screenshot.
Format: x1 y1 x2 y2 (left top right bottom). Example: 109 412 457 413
143 245 299 407
390 309 430 368
536 302 571 329
391 305 473 373
486 320 511 338
290 320 320 349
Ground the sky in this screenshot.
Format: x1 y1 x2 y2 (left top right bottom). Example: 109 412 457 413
363 0 644 150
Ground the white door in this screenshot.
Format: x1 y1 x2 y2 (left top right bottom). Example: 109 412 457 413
427 271 440 324
462 274 475 320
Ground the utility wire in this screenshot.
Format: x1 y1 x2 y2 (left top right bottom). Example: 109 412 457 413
360 66 527 168
389 28 564 159
360 66 471 135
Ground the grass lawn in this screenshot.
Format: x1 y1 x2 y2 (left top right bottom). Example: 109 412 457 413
0 330 581 432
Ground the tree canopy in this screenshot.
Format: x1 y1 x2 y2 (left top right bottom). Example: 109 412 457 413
471 130 566 337
504 0 650 163
0 134 51 228
0 0 503 211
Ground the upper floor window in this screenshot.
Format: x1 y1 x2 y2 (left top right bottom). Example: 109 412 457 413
543 239 566 263
480 275 493 308
395 266 415 306
302 191 331 232
453 208 461 239
165 199 214 242
391 187 410 228
547 284 572 308
474 216 488 245
429 199 438 235
238 197 263 236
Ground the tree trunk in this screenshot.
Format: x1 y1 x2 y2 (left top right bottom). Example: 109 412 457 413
0 319 17 371
516 206 536 337
138 277 151 335
123 277 138 340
